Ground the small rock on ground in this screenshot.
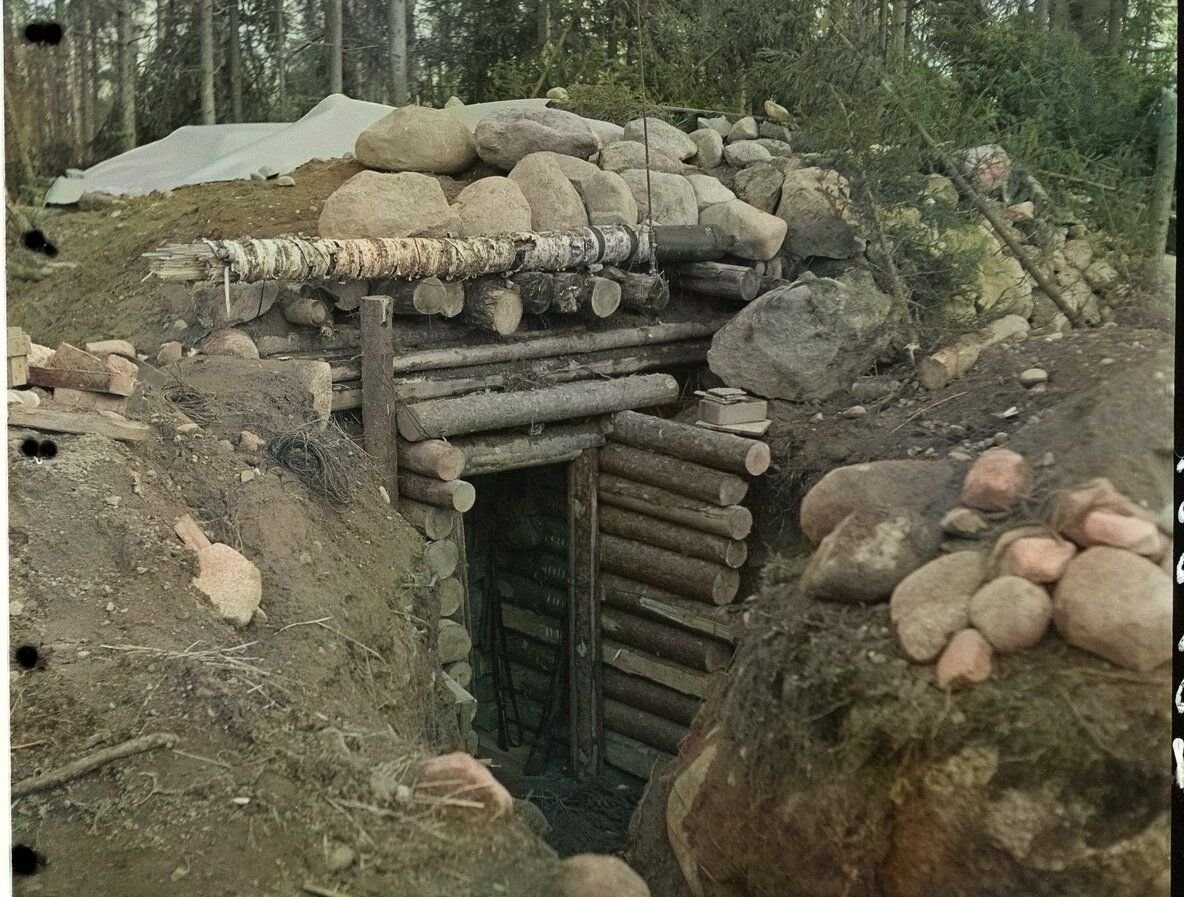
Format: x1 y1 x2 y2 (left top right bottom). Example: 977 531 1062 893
935 628 994 689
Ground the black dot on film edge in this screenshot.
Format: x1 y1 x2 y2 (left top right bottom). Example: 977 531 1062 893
23 22 63 46
12 844 43 876
20 437 39 458
14 645 40 670
38 439 58 459
21 229 58 258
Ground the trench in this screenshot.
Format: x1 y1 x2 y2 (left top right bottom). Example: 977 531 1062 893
464 463 645 855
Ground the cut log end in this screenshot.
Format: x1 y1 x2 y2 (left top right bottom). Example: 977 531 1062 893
711 569 741 605
463 278 523 336
744 442 772 477
588 276 622 318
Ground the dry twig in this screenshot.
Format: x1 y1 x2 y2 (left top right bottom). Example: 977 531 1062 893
13 733 178 797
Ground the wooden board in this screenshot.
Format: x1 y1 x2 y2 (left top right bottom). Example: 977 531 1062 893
6 408 150 442
568 450 602 779
601 639 710 698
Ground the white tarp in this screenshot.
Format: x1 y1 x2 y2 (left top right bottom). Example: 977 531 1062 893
45 94 552 204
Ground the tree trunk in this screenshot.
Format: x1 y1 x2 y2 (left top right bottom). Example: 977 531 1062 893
600 267 671 315
360 296 397 499
398 472 476 512
199 0 216 124
228 0 243 122
891 0 909 59
273 0 286 117
598 474 753 539
537 0 551 46
116 0 136 151
668 261 760 302
1149 88 1176 256
396 374 680 441
388 0 409 105
599 534 740 605
610 409 770 475
328 0 344 94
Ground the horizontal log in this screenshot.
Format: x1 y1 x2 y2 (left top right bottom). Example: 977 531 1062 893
600 443 748 506
438 618 472 664
600 573 740 644
603 729 673 780
603 698 686 755
501 603 564 647
499 571 567 620
452 421 607 476
603 667 700 727
399 497 455 540
601 606 733 672
388 319 725 374
598 474 753 540
602 639 709 698
398 439 466 481
445 660 472 689
423 539 459 579
510 271 554 315
668 261 760 302
281 287 333 326
599 504 747 568
600 533 740 605
398 471 476 512
610 409 770 476
600 267 670 315
396 374 679 441
500 550 568 590
504 629 561 675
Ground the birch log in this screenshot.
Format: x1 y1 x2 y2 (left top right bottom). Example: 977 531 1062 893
600 533 740 604
598 473 753 539
610 409 770 475
599 442 748 506
462 277 523 336
396 373 679 441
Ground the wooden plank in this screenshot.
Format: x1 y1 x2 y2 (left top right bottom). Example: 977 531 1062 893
360 296 397 501
600 573 740 644
6 408 150 442
7 328 31 358
568 449 601 780
603 729 673 780
602 639 709 698
7 355 29 388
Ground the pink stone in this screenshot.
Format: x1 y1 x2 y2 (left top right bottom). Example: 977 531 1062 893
1080 509 1163 557
1050 477 1141 545
961 448 1031 512
935 628 993 690
1003 536 1077 583
416 752 513 818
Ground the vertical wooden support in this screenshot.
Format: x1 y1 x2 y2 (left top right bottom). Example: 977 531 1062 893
568 448 602 779
453 511 473 636
361 295 398 503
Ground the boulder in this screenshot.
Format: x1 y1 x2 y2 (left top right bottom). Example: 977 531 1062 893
723 140 772 167
452 177 532 236
546 86 570 100
890 550 987 662
191 542 263 627
474 107 601 170
969 576 1053 652
1050 478 1161 553
959 144 1012 198
556 855 651 897
684 174 736 211
583 117 626 146
619 170 698 226
803 509 940 604
706 269 901 400
319 171 460 239
622 117 698 161
416 752 513 817
961 448 1031 512
354 105 477 174
535 150 601 192
198 328 259 359
599 141 686 174
699 199 787 261
181 280 282 329
578 170 638 226
157 341 183 365
1079 509 1164 557
733 163 785 213
939 224 1033 323
688 128 724 168
1062 239 1094 271
727 116 759 142
921 174 959 207
776 167 866 260
753 138 795 158
697 115 732 136
508 153 589 231
935 628 994 689
989 528 1077 583
759 121 793 142
1053 547 1171 673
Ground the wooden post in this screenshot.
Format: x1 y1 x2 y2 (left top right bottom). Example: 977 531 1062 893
568 449 601 779
360 296 397 503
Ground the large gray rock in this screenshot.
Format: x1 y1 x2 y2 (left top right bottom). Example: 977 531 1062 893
699 199 787 261
535 151 600 193
508 153 589 231
318 171 461 239
890 550 988 662
776 167 867 260
733 163 784 213
474 108 601 170
619 170 698 226
688 129 724 168
727 116 759 142
753 138 795 158
453 177 532 236
684 174 736 211
1054 547 1171 673
800 459 965 545
583 117 625 146
354 105 477 174
622 117 698 161
707 269 901 400
697 115 732 136
803 509 940 604
579 170 638 226
758 121 793 142
599 141 686 174
183 281 282 329
723 140 772 167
